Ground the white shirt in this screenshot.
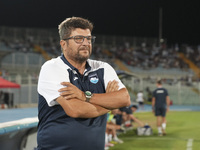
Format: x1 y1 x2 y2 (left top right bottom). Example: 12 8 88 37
37 56 125 106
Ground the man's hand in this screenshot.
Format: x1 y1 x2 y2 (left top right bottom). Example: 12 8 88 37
106 80 119 93
58 82 85 101
59 80 119 102
152 107 155 114
166 107 169 113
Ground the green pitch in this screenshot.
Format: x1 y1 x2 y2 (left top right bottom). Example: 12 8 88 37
109 111 200 150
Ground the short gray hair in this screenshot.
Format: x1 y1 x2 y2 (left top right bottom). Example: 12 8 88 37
58 17 94 40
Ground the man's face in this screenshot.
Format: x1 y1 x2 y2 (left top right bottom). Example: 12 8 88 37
61 28 92 64
131 107 137 112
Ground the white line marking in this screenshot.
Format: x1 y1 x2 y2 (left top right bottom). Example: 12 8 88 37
122 136 195 150
123 137 178 140
186 139 193 150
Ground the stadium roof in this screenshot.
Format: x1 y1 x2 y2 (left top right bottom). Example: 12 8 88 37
117 70 141 79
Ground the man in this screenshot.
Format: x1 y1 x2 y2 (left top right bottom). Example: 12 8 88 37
152 80 170 136
127 105 144 127
120 105 144 128
37 17 130 150
136 91 144 110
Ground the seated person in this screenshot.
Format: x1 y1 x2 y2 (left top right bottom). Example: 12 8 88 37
117 105 144 128
126 105 144 127
106 110 124 144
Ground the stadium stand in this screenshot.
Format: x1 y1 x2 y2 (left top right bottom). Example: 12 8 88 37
0 26 200 107
0 26 200 150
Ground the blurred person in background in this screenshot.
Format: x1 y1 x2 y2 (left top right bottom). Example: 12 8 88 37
112 104 145 131
136 90 144 110
152 80 170 136
126 105 145 127
120 105 144 128
37 17 130 150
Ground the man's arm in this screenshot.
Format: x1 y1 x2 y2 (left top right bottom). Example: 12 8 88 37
166 95 170 112
89 88 131 109
57 80 120 118
59 81 131 110
56 96 109 118
152 97 155 113
129 114 144 127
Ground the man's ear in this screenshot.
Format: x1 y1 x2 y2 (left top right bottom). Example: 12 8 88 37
60 40 66 47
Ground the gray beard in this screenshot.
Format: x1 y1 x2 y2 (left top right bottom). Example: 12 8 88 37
70 52 90 64
66 45 91 64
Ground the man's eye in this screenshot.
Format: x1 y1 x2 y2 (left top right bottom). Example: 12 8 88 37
87 37 92 40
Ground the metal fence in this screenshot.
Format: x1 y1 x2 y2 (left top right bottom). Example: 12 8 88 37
122 76 200 105
0 26 199 107
1 72 199 109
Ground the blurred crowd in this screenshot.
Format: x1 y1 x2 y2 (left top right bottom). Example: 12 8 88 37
0 30 199 149
92 42 200 71
1 36 200 80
